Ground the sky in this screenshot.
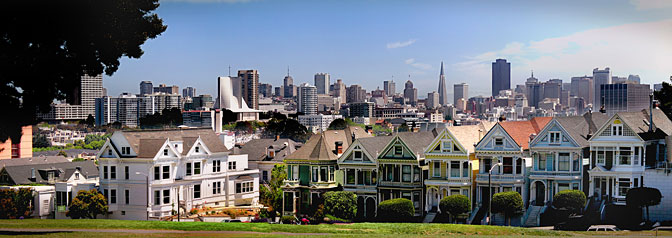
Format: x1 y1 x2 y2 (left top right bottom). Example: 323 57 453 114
104 0 672 101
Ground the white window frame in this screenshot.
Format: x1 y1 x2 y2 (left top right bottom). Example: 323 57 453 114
612 124 623 136
494 137 504 146
549 132 561 144
441 140 452 153
433 161 441 177
354 149 363 161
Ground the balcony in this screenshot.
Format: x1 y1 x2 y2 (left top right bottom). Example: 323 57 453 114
529 170 582 178
475 173 525 183
378 180 423 187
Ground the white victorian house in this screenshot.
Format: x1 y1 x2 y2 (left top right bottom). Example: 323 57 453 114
97 128 259 220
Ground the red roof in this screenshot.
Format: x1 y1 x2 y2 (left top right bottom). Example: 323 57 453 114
499 117 552 150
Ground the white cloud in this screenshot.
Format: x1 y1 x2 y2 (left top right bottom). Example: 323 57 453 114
405 58 432 70
454 18 672 88
630 0 672 10
387 39 417 49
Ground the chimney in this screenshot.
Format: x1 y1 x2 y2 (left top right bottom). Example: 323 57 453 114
335 141 343 154
351 132 356 143
529 133 537 143
275 134 280 141
365 125 373 134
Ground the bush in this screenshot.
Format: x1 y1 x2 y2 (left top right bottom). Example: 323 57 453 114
67 189 108 219
491 191 523 226
190 208 199 215
323 191 357 220
378 198 414 222
627 187 662 221
553 190 586 213
0 188 34 219
439 194 471 222
281 215 295 224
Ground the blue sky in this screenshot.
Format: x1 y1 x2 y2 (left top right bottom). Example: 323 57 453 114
105 0 672 100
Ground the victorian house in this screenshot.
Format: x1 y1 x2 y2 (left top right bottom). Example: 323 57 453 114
97 128 260 220
282 127 370 216
236 138 300 183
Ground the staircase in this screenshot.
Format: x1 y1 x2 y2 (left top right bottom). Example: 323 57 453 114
471 206 488 225
423 212 437 223
523 205 543 227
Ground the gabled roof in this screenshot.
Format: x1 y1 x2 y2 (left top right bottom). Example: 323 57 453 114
2 160 98 185
236 138 300 162
33 149 99 158
396 131 436 157
554 112 610 147
285 126 371 161
499 117 552 150
358 135 394 156
446 123 496 153
117 128 229 158
617 109 672 140
0 156 69 169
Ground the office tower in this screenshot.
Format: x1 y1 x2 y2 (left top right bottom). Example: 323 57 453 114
438 62 448 106
492 59 511 96
525 72 542 108
140 81 153 96
454 83 468 105
384 80 396 96
95 92 181 127
283 70 294 98
593 67 612 106
543 79 562 100
153 84 179 94
40 74 103 120
259 83 273 98
346 84 366 103
426 91 439 109
628 75 641 84
331 79 347 108
403 80 418 106
297 83 318 115
314 73 330 95
237 69 259 110
612 76 628 84
182 87 196 98
570 76 594 105
348 102 374 118
274 86 282 97
600 83 651 114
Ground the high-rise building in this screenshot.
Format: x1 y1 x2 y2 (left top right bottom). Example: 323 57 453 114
570 76 594 105
628 75 641 84
140 81 153 96
259 83 273 98
182 86 196 98
593 67 612 106
403 80 418 106
215 76 260 121
331 79 347 107
525 72 542 108
297 83 318 115
426 91 440 109
314 73 330 95
40 74 103 120
383 80 396 96
274 86 282 97
492 59 511 96
283 70 294 98
600 83 651 114
543 79 562 100
153 84 179 95
348 102 374 118
453 83 468 105
438 61 448 106
237 69 259 110
95 92 181 127
346 84 366 103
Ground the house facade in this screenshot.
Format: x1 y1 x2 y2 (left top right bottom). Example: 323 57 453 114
97 128 259 220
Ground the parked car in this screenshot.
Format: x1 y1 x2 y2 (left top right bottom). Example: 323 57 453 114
587 225 621 231
222 219 242 223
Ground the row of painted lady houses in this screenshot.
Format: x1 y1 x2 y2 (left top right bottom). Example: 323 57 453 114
281 108 672 226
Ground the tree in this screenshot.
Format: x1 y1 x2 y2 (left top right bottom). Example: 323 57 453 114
323 191 357 220
139 108 183 128
67 189 108 219
83 115 95 127
259 164 287 217
553 190 586 214
655 80 672 119
0 0 167 143
327 119 348 130
32 134 51 148
57 150 68 157
0 188 34 219
234 121 254 134
378 198 414 222
439 194 471 223
397 123 409 132
221 109 238 125
626 187 662 222
265 118 310 142
491 191 523 226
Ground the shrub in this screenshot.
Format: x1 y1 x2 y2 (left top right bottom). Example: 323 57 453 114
439 194 471 222
0 188 34 219
553 190 586 213
627 187 662 221
66 189 108 219
378 198 414 222
281 215 295 224
491 191 523 226
323 191 357 220
190 208 199 215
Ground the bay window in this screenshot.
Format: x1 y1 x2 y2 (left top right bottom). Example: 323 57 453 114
558 153 570 171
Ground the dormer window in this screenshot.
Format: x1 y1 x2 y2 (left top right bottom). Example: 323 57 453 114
163 149 169 156
612 124 623 136
108 149 112 156
195 146 200 153
494 138 504 146
441 140 452 153
394 145 402 155
75 172 80 180
354 150 363 160
549 132 561 144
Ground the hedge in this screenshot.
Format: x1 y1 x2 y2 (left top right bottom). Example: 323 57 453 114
553 190 586 213
439 194 471 221
378 198 414 222
323 191 357 220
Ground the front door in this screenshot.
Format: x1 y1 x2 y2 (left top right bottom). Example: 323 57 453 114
481 187 490 208
431 190 439 211
535 182 545 206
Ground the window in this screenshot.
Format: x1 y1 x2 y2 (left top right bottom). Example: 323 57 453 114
537 154 545 171
110 189 117 204
56 191 68 206
213 160 221 173
558 183 570 192
10 143 19 158
162 165 170 179
125 166 129 180
163 189 170 204
31 168 35 179
546 154 554 171
433 161 441 177
194 162 201 175
451 189 461 195
195 146 200 153
125 190 130 205
212 181 221 194
573 156 580 171
441 140 452 153
619 147 631 165
108 149 112 156
110 166 116 180
154 166 160 180
558 153 570 171
346 169 355 184
312 166 318 182
515 158 522 174
494 138 503 146
597 150 605 165
329 166 335 181
503 157 513 174
394 145 402 155
354 150 363 160
163 149 169 156
103 166 108 179
154 190 161 205
450 161 460 177
262 171 268 181
402 165 411 182
236 182 253 193
634 147 640 166
550 132 561 144
357 169 364 185
618 178 631 196
186 163 192 176
75 172 80 180
103 189 108 203
364 170 372 185
194 185 201 198
320 166 328 182
463 161 469 177
414 166 421 182
572 183 579 190
612 125 623 136
228 161 237 170
484 158 492 173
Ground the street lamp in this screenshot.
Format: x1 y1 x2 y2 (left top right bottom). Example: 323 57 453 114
136 172 149 220
488 162 502 225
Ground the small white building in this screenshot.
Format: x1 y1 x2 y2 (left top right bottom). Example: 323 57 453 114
298 114 343 133
97 128 260 220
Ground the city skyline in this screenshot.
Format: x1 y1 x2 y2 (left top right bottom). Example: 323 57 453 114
102 0 672 98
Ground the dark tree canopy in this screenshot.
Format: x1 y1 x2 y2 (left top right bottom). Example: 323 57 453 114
654 80 672 119
139 108 183 129
327 118 348 130
627 187 662 221
67 189 108 219
491 191 523 225
0 0 167 142
265 118 310 142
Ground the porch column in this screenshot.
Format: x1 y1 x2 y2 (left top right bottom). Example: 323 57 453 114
425 189 430 212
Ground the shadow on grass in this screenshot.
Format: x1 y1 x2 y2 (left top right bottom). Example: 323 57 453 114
0 231 73 236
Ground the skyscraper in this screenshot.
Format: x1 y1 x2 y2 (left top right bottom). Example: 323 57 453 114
600 83 651 115
525 72 542 108
593 67 611 107
153 84 179 94
238 69 259 110
453 83 468 105
283 69 294 98
40 74 103 120
298 83 318 115
438 61 448 106
383 80 396 96
570 76 594 105
403 80 418 106
426 91 439 109
346 84 366 103
314 73 330 95
182 86 196 98
492 59 511 96
259 83 273 98
331 79 347 108
140 81 153 96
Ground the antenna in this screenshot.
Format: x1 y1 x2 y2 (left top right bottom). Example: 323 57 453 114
228 65 231 77
287 66 290 77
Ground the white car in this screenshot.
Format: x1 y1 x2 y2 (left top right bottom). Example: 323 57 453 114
587 225 621 231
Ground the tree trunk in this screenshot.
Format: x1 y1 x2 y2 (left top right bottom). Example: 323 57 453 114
646 205 650 222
